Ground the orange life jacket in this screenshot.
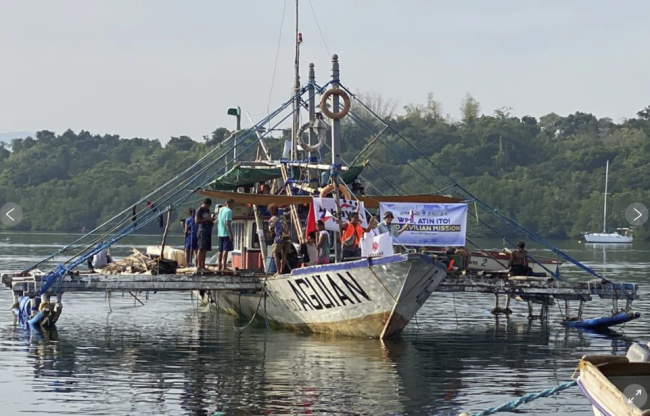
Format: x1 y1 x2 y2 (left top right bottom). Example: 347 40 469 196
341 222 364 247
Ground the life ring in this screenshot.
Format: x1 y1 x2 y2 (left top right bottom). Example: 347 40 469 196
295 120 327 152
320 88 351 120
319 183 352 200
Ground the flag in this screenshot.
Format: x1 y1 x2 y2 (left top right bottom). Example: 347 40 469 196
305 203 317 240
408 210 414 223
321 209 334 221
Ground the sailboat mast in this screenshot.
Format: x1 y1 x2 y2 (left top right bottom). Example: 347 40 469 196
290 0 301 160
603 159 609 233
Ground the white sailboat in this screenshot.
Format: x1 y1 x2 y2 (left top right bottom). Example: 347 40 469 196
583 160 633 244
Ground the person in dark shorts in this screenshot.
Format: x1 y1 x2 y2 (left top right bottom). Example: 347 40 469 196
195 198 215 271
508 241 532 276
217 199 234 271
184 208 198 267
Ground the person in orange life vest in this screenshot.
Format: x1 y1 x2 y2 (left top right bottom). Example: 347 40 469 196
335 211 377 260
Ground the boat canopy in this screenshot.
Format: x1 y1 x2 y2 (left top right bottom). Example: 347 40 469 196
210 161 364 191
198 189 464 209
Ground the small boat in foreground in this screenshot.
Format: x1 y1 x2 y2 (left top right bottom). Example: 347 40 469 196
579 343 650 415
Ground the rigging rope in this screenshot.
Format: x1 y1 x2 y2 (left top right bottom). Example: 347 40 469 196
337 83 600 280
36 85 332 294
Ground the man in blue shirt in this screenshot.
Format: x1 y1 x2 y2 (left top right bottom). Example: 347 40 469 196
184 208 198 267
217 199 234 271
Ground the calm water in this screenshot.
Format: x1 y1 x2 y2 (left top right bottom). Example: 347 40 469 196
1 232 648 415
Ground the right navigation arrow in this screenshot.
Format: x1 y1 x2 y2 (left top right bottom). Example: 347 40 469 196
634 208 643 221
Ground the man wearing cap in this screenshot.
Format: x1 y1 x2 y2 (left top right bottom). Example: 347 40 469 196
377 211 406 253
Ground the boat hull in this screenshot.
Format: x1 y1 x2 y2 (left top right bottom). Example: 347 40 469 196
583 233 633 244
468 251 560 276
578 355 650 416
202 254 447 338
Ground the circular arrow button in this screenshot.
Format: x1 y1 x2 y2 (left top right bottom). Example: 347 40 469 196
623 383 647 408
626 202 648 226
1 202 23 227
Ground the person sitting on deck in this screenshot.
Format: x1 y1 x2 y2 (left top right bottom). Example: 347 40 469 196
87 246 112 272
377 211 406 253
351 179 365 196
508 241 532 276
217 199 234 271
184 208 198 267
334 211 376 260
195 198 215 271
268 203 292 276
315 220 331 265
258 182 270 195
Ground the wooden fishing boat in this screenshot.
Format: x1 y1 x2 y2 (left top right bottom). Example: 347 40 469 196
578 344 650 415
192 198 449 338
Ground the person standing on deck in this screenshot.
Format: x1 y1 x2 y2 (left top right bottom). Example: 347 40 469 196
377 211 406 253
217 199 234 271
508 241 532 276
268 203 292 276
455 246 471 274
184 208 198 267
315 220 331 264
195 198 215 271
335 211 376 260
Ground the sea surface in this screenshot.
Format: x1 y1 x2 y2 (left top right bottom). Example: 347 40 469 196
0 231 648 416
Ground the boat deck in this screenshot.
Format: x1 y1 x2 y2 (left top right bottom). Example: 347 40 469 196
2 270 638 302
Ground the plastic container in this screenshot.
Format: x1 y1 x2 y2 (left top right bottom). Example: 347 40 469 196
626 342 650 362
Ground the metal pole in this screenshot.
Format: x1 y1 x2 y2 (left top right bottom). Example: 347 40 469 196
291 0 300 161
331 54 342 262
308 63 318 187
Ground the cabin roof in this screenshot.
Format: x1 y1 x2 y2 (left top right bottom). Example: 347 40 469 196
198 189 465 209
210 162 364 191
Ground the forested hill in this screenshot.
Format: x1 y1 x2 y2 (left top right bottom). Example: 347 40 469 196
1 97 649 240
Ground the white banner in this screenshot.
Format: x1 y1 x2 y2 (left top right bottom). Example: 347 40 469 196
360 232 394 257
312 198 367 232
379 202 468 247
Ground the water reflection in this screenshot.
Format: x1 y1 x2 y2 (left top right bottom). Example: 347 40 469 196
2 308 616 415
1 234 649 415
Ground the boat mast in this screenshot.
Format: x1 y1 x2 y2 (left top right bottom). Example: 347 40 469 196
603 160 609 233
290 0 300 160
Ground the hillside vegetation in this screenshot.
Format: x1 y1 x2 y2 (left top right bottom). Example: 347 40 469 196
1 95 649 240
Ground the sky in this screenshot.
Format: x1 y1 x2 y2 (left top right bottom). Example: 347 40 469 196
1 0 649 143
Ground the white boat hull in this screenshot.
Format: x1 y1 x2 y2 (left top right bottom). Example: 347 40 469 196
468 252 560 276
198 254 447 338
584 233 633 243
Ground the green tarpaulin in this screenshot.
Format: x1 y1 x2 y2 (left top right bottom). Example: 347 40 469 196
210 164 364 191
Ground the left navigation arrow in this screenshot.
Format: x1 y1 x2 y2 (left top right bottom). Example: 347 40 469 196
1 203 23 226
